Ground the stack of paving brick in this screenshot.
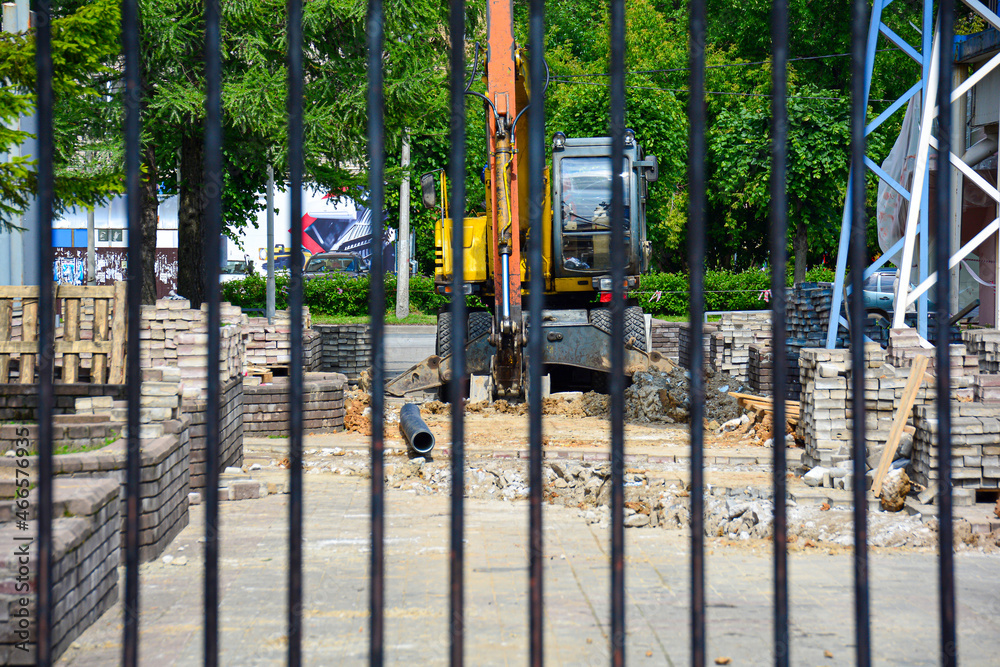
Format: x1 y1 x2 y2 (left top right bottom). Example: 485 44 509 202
650 320 683 361
314 323 372 381
0 385 129 421
912 403 1000 506
139 298 246 399
242 372 347 436
963 328 1000 373
858 342 938 444
0 413 121 453
961 328 1000 402
137 366 181 425
887 328 977 399
185 377 243 491
679 322 717 370
0 478 120 663
708 312 768 382
748 344 773 395
786 282 838 346
799 342 941 469
798 348 852 469
784 283 843 401
720 311 771 339
244 308 321 371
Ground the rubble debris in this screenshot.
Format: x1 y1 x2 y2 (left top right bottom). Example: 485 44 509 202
880 468 911 512
344 391 372 435
624 367 745 425
579 391 609 416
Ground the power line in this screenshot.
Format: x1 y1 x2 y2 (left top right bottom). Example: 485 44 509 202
548 77 896 102
551 48 898 78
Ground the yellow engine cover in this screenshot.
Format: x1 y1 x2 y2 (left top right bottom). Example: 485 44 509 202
435 215 490 284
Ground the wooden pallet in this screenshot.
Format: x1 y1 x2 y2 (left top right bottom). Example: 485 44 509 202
245 365 274 383
728 391 801 426
0 283 126 384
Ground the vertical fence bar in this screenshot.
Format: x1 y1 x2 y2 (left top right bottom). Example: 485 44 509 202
287 0 304 661
934 1 957 664
769 0 789 664
34 0 55 663
848 0 871 663
366 0 386 664
203 0 223 661
448 1 466 663
527 0 545 663
122 0 143 660
688 0 707 663
608 0 626 664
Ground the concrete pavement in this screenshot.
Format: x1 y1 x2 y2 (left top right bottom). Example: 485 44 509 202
57 472 1000 666
384 325 435 377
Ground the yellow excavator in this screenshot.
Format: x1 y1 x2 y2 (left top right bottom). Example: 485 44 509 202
386 0 670 400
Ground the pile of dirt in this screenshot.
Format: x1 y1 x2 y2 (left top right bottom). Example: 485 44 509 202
466 394 597 417
344 390 371 435
624 367 747 425
579 391 609 416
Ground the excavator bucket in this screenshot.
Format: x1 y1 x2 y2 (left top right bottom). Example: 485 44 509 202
382 318 673 398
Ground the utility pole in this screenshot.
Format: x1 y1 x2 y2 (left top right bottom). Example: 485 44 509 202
396 130 411 319
266 163 276 323
86 206 96 284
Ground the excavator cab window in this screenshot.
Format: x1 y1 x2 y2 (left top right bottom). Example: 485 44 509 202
559 157 629 272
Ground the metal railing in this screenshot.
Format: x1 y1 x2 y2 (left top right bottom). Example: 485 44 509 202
26 0 959 665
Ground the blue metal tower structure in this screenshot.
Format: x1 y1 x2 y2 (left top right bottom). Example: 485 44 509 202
826 0 936 348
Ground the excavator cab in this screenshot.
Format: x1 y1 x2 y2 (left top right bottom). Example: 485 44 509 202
552 131 656 282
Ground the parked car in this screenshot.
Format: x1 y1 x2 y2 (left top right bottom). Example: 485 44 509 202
260 244 312 271
862 267 936 318
220 258 254 283
303 252 368 280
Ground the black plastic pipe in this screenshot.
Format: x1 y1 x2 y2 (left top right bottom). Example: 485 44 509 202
400 404 435 456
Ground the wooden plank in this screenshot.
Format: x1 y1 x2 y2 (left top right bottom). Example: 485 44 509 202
0 285 115 299
728 392 801 409
19 299 36 384
872 354 930 496
0 340 115 355
63 297 80 383
0 286 39 298
0 298 11 383
92 298 109 383
54 284 115 299
108 281 127 383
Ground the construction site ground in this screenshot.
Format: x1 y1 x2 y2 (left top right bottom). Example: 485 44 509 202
58 394 1000 665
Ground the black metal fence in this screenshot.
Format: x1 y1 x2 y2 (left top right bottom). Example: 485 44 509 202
28 0 959 665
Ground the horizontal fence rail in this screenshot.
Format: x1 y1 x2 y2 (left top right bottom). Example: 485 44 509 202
20 0 961 664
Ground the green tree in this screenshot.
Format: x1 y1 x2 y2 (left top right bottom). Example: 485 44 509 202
0 0 124 232
710 82 889 281
132 0 457 307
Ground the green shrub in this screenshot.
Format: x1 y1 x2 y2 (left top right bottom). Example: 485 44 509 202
636 268 835 316
221 273 479 316
222 268 833 318
805 266 836 283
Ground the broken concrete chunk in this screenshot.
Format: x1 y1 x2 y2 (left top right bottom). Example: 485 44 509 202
917 483 938 504
803 467 827 487
624 513 650 528
818 362 846 377
897 431 915 458
721 417 742 432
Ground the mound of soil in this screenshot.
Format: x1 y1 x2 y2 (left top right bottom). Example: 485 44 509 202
624 367 747 425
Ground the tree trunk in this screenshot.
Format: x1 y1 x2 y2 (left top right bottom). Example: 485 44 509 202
178 131 206 308
140 143 158 304
793 219 808 285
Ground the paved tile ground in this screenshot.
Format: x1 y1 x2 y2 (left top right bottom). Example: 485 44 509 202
58 474 1000 666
